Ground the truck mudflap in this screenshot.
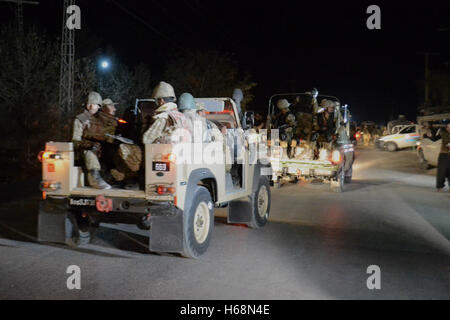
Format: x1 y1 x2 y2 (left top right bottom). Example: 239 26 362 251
38 197 73 245
228 199 253 224
149 204 184 254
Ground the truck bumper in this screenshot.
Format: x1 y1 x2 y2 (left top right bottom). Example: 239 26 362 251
276 160 339 179
67 195 186 254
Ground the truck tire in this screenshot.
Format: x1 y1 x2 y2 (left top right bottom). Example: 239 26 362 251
248 176 271 229
331 169 345 193
182 186 214 258
385 142 397 152
344 167 353 184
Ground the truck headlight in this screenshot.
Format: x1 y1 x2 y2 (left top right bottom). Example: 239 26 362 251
319 149 329 161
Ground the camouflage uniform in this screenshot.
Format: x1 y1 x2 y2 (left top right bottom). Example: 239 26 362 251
295 112 313 141
110 144 143 182
98 111 118 142
72 110 102 171
97 110 119 171
142 102 190 144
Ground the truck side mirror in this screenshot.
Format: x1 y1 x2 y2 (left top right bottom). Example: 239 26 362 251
242 111 255 129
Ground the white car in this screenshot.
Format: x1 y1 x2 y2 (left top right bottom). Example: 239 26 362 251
376 124 420 151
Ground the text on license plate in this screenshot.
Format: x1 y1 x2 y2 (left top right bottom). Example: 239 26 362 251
152 161 170 172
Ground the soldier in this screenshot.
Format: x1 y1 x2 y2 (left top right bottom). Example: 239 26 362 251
196 101 224 143
178 92 202 141
362 125 371 146
99 98 120 172
72 91 111 189
142 81 190 144
317 100 336 142
274 99 296 141
436 123 450 192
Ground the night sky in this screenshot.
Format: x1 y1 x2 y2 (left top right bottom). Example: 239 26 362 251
1 0 449 123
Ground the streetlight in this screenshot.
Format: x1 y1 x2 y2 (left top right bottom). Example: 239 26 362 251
98 59 111 92
100 59 110 70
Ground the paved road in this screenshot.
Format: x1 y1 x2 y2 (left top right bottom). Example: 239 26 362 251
0 147 449 299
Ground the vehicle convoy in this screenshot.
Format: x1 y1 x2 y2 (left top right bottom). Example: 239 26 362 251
267 92 355 192
375 124 420 151
416 113 450 169
38 93 271 258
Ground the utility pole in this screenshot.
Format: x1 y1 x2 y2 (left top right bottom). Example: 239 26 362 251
59 0 75 114
0 0 39 35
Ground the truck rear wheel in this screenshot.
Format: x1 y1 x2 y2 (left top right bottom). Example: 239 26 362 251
182 186 214 258
331 169 345 193
344 167 353 184
248 176 271 229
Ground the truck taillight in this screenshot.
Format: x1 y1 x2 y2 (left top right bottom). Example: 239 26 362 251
38 151 62 162
157 185 166 195
331 150 342 164
168 153 176 163
156 185 176 195
40 181 61 191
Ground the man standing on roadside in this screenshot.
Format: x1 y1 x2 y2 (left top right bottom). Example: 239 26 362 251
436 123 450 192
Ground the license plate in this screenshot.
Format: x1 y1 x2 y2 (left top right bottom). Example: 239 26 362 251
152 161 169 172
69 198 95 206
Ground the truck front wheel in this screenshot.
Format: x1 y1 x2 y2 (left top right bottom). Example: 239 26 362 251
182 186 214 258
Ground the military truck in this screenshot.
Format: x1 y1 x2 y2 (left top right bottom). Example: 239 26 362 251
38 93 271 258
267 92 354 192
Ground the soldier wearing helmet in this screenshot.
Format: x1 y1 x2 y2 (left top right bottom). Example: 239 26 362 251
274 99 296 142
142 81 190 144
72 91 111 189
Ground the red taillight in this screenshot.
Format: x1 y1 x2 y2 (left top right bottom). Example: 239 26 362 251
118 118 127 124
156 185 175 195
157 185 166 195
167 187 176 194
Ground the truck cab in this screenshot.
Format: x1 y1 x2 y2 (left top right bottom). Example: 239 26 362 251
38 94 271 258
